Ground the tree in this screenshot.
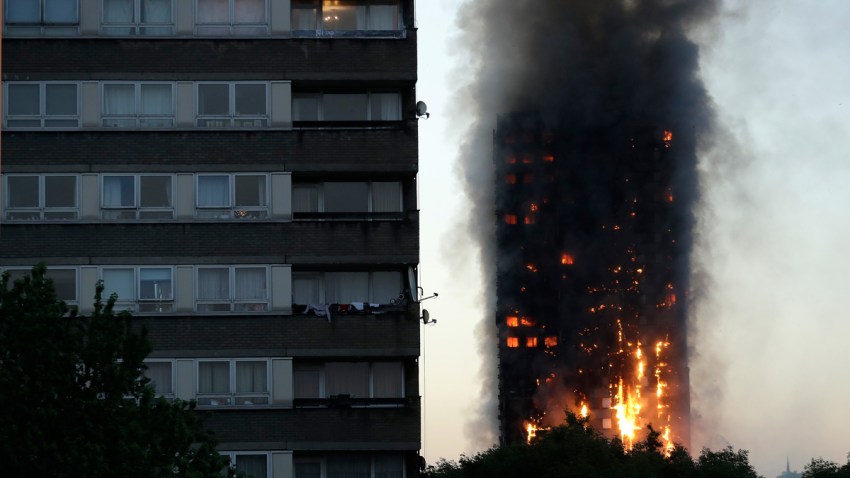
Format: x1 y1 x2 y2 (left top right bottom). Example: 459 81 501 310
803 455 850 478
423 412 764 478
0 265 235 478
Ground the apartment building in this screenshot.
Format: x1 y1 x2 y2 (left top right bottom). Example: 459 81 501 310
1 1 421 477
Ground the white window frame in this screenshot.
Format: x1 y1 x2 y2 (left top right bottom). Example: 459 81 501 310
100 266 175 313
195 173 270 220
196 359 270 407
292 271 403 305
292 91 401 121
291 0 403 34
142 359 175 400
294 361 405 405
101 174 175 220
293 181 402 215
3 174 79 221
3 82 80 129
195 0 270 36
194 265 270 312
1 266 79 307
101 0 175 36
221 452 271 478
4 0 80 35
195 82 270 127
101 82 175 128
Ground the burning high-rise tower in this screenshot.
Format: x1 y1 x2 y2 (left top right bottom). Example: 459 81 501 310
451 0 718 449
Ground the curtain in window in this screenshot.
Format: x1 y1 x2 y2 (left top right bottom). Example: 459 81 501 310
235 267 266 299
103 0 133 22
197 176 229 207
371 271 401 304
7 0 40 23
369 3 397 30
327 455 370 478
236 361 267 393
372 362 402 398
103 268 135 301
104 84 135 116
371 182 400 212
236 455 267 478
293 276 320 304
198 361 230 393
374 454 404 478
293 186 319 213
44 0 78 23
293 366 321 399
198 268 229 300
326 363 369 398
139 268 172 300
144 362 173 394
325 272 368 304
140 84 172 115
197 0 228 23
370 93 400 120
141 0 171 23
103 176 135 207
235 0 265 23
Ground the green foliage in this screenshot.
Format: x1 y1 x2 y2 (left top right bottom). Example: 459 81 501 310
423 412 764 478
803 455 850 478
0 264 235 478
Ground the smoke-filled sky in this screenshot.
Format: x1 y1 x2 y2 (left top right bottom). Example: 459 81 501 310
417 1 850 477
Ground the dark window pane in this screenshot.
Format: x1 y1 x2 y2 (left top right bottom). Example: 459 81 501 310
6 0 40 23
295 462 321 478
235 175 266 207
323 94 367 121
45 84 77 116
47 269 77 302
8 84 40 116
291 0 318 29
44 176 76 208
235 84 266 115
324 182 368 212
198 84 229 115
44 0 79 23
140 176 172 207
293 95 319 121
7 176 39 208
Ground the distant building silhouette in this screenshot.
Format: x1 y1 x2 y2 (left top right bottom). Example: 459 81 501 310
777 458 802 478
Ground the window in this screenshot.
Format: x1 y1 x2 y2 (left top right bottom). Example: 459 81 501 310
196 0 268 35
295 461 322 478
2 267 78 305
292 271 402 305
5 83 79 128
196 174 268 219
294 362 403 402
102 267 174 312
293 182 401 216
143 361 174 398
102 0 173 35
102 175 173 219
293 92 401 121
197 83 268 127
5 0 79 34
219 453 269 478
295 454 403 478
4 175 78 221
102 83 174 127
197 360 269 406
196 266 269 312
291 0 401 34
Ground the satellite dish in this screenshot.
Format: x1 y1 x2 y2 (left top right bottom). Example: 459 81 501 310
416 101 430 119
421 309 436 325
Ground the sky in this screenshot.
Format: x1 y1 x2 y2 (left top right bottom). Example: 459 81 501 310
415 1 850 477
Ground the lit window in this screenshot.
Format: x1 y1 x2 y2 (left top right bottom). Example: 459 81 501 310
196 174 268 219
102 83 174 127
5 83 79 128
291 0 402 34
504 214 517 225
5 0 79 34
196 83 268 127
102 175 173 219
506 316 519 327
197 360 269 406
544 336 558 348
292 92 401 121
196 0 268 35
526 337 538 348
102 267 173 313
196 266 269 312
524 215 536 225
506 337 519 348
4 175 78 221
101 0 173 35
505 174 517 185
520 317 534 326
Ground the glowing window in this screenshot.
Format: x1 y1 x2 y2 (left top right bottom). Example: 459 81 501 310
524 215 535 225
543 154 555 162
520 317 534 327
544 336 558 348
506 337 519 348
526 337 538 348
504 214 518 225
506 316 519 327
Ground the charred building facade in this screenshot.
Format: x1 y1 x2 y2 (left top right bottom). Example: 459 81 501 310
495 112 691 447
1 1 421 477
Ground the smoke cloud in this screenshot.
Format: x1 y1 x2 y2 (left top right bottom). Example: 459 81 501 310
450 0 721 449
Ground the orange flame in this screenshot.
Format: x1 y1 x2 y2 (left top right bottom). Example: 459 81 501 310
560 253 574 265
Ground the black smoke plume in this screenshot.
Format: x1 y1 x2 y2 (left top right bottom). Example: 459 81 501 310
452 0 720 447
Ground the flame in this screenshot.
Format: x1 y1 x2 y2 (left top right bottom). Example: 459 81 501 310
506 316 519 327
506 337 519 348
526 264 538 273
662 130 673 142
544 336 558 348
524 215 536 225
543 154 555 162
526 337 538 348
560 253 574 265
580 403 588 418
530 203 539 212
525 422 538 444
520 317 535 326
504 214 517 225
